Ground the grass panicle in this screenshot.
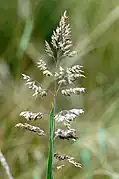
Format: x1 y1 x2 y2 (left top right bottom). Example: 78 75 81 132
15 10 85 178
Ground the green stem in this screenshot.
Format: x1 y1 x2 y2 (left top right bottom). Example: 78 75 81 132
47 103 55 179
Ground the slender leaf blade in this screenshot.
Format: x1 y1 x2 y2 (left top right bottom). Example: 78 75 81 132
47 103 55 179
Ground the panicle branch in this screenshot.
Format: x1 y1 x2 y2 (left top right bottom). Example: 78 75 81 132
20 111 43 121
55 108 84 129
15 123 46 136
61 87 85 96
54 153 82 168
22 74 47 97
37 59 53 77
55 65 85 86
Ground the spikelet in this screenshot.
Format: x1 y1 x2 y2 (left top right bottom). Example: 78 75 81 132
54 153 82 168
45 41 54 58
51 11 75 58
20 111 43 121
15 123 45 136
22 74 47 97
55 128 78 141
55 65 85 86
61 87 85 96
66 65 85 84
55 66 66 85
55 109 84 128
37 59 53 77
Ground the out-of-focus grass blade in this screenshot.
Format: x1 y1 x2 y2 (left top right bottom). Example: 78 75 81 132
17 18 33 59
33 171 41 179
47 103 55 179
81 150 92 179
98 128 107 153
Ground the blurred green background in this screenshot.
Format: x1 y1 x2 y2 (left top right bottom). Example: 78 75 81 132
1 0 119 178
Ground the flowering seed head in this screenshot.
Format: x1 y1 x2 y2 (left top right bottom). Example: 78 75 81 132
51 11 75 58
16 11 85 172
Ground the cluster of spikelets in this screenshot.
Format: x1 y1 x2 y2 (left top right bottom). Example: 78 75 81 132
16 11 85 170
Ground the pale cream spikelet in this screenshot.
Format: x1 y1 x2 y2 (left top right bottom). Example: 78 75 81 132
15 11 84 173
54 65 85 86
37 59 53 77
66 65 85 84
61 87 85 96
20 111 43 121
55 66 66 85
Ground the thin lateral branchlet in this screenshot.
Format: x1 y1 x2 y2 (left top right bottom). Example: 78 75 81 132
37 59 53 77
54 153 82 168
20 111 43 121
15 123 46 136
22 74 47 97
45 41 54 59
55 128 78 141
61 87 85 96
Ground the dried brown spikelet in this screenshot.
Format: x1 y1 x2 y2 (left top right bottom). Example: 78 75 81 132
15 123 45 136
55 128 78 141
22 74 47 97
37 59 53 77
54 153 82 168
20 111 43 121
51 11 75 58
61 87 85 96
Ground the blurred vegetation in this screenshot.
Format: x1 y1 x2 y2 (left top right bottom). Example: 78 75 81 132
1 0 119 178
